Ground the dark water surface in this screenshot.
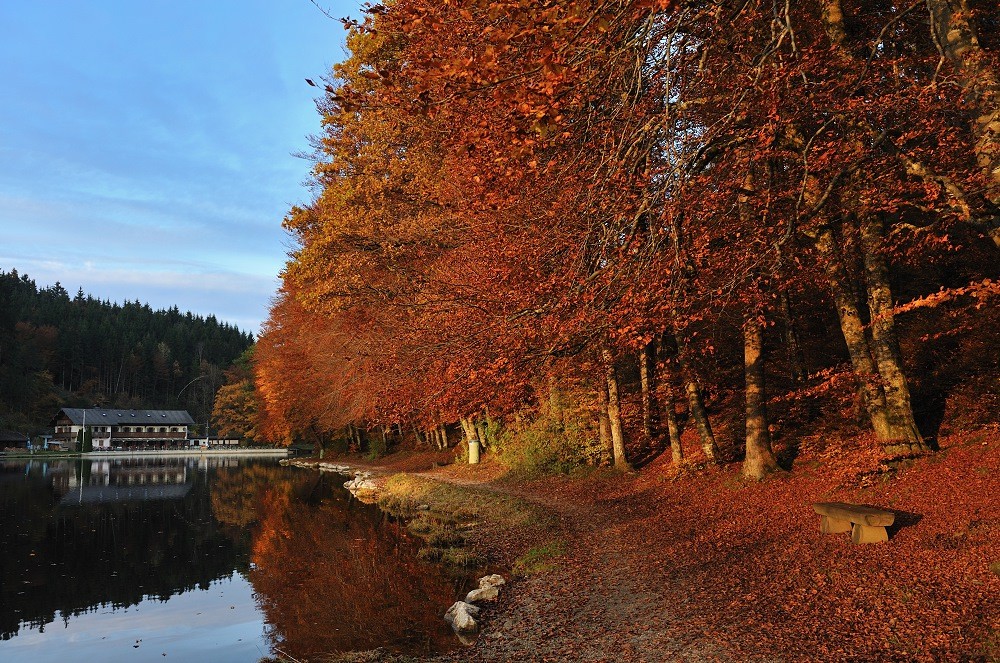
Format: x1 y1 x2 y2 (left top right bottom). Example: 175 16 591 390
0 456 469 662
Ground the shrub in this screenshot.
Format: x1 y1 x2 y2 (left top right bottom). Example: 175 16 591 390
494 411 602 477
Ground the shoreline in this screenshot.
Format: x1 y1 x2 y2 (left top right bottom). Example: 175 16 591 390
1 448 290 460
283 433 1000 662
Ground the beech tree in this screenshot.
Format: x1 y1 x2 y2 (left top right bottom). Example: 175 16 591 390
255 0 999 475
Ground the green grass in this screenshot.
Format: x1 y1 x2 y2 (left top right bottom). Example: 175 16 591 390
512 539 566 576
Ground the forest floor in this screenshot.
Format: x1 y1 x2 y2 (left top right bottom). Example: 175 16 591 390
325 427 1000 663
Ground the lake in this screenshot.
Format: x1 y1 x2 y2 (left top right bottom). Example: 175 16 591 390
0 456 471 662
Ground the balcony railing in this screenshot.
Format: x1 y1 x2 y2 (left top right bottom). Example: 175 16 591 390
52 431 188 442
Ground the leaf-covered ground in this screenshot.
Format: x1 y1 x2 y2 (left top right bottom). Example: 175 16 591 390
345 428 1000 662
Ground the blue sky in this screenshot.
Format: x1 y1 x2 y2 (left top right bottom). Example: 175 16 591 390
0 0 362 334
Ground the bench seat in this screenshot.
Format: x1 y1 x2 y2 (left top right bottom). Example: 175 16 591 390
813 501 894 544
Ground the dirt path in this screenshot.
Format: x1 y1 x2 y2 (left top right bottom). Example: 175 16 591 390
416 469 727 662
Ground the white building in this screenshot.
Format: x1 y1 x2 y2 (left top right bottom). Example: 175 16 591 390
50 408 197 450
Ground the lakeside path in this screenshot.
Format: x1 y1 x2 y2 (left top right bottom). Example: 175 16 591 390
307 432 1000 662
419 466 727 663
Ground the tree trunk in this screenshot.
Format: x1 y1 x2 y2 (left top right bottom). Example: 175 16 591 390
859 215 929 454
820 0 848 50
743 314 781 479
602 347 630 469
598 383 612 465
411 422 425 449
673 329 719 462
460 416 480 464
460 416 477 443
663 380 684 465
778 290 808 383
639 338 660 449
439 424 449 449
810 224 896 439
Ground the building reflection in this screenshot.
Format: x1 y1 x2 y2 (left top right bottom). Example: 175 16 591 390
0 457 248 642
51 457 243 505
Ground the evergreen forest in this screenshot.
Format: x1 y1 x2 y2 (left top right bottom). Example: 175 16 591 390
0 269 254 435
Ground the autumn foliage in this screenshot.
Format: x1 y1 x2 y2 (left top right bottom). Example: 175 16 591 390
256 1 1000 477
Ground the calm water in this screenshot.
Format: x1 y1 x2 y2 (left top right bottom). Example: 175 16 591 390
0 456 470 662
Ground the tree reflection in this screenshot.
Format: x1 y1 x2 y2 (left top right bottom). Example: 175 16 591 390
247 471 468 659
0 459 469 659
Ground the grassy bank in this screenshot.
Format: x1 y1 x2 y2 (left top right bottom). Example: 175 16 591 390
375 473 559 572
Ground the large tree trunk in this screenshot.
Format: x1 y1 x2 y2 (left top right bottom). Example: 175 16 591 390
859 215 929 454
672 328 719 462
743 314 781 480
602 347 630 469
639 338 660 449
598 383 612 465
810 224 896 440
820 0 848 50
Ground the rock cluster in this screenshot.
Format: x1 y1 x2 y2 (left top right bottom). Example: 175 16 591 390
284 459 380 500
465 573 505 603
444 574 506 635
344 471 377 493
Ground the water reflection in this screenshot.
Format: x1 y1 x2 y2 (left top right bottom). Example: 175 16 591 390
0 457 470 661
248 472 467 658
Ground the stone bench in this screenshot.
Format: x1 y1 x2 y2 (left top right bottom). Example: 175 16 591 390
813 502 895 544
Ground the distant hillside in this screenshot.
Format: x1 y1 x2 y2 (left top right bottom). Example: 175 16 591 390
0 269 254 434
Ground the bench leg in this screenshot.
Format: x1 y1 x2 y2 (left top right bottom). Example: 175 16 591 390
851 524 888 544
820 515 852 534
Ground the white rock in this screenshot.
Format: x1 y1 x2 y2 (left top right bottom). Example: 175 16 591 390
344 477 377 492
465 585 499 603
444 601 480 634
478 574 506 589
